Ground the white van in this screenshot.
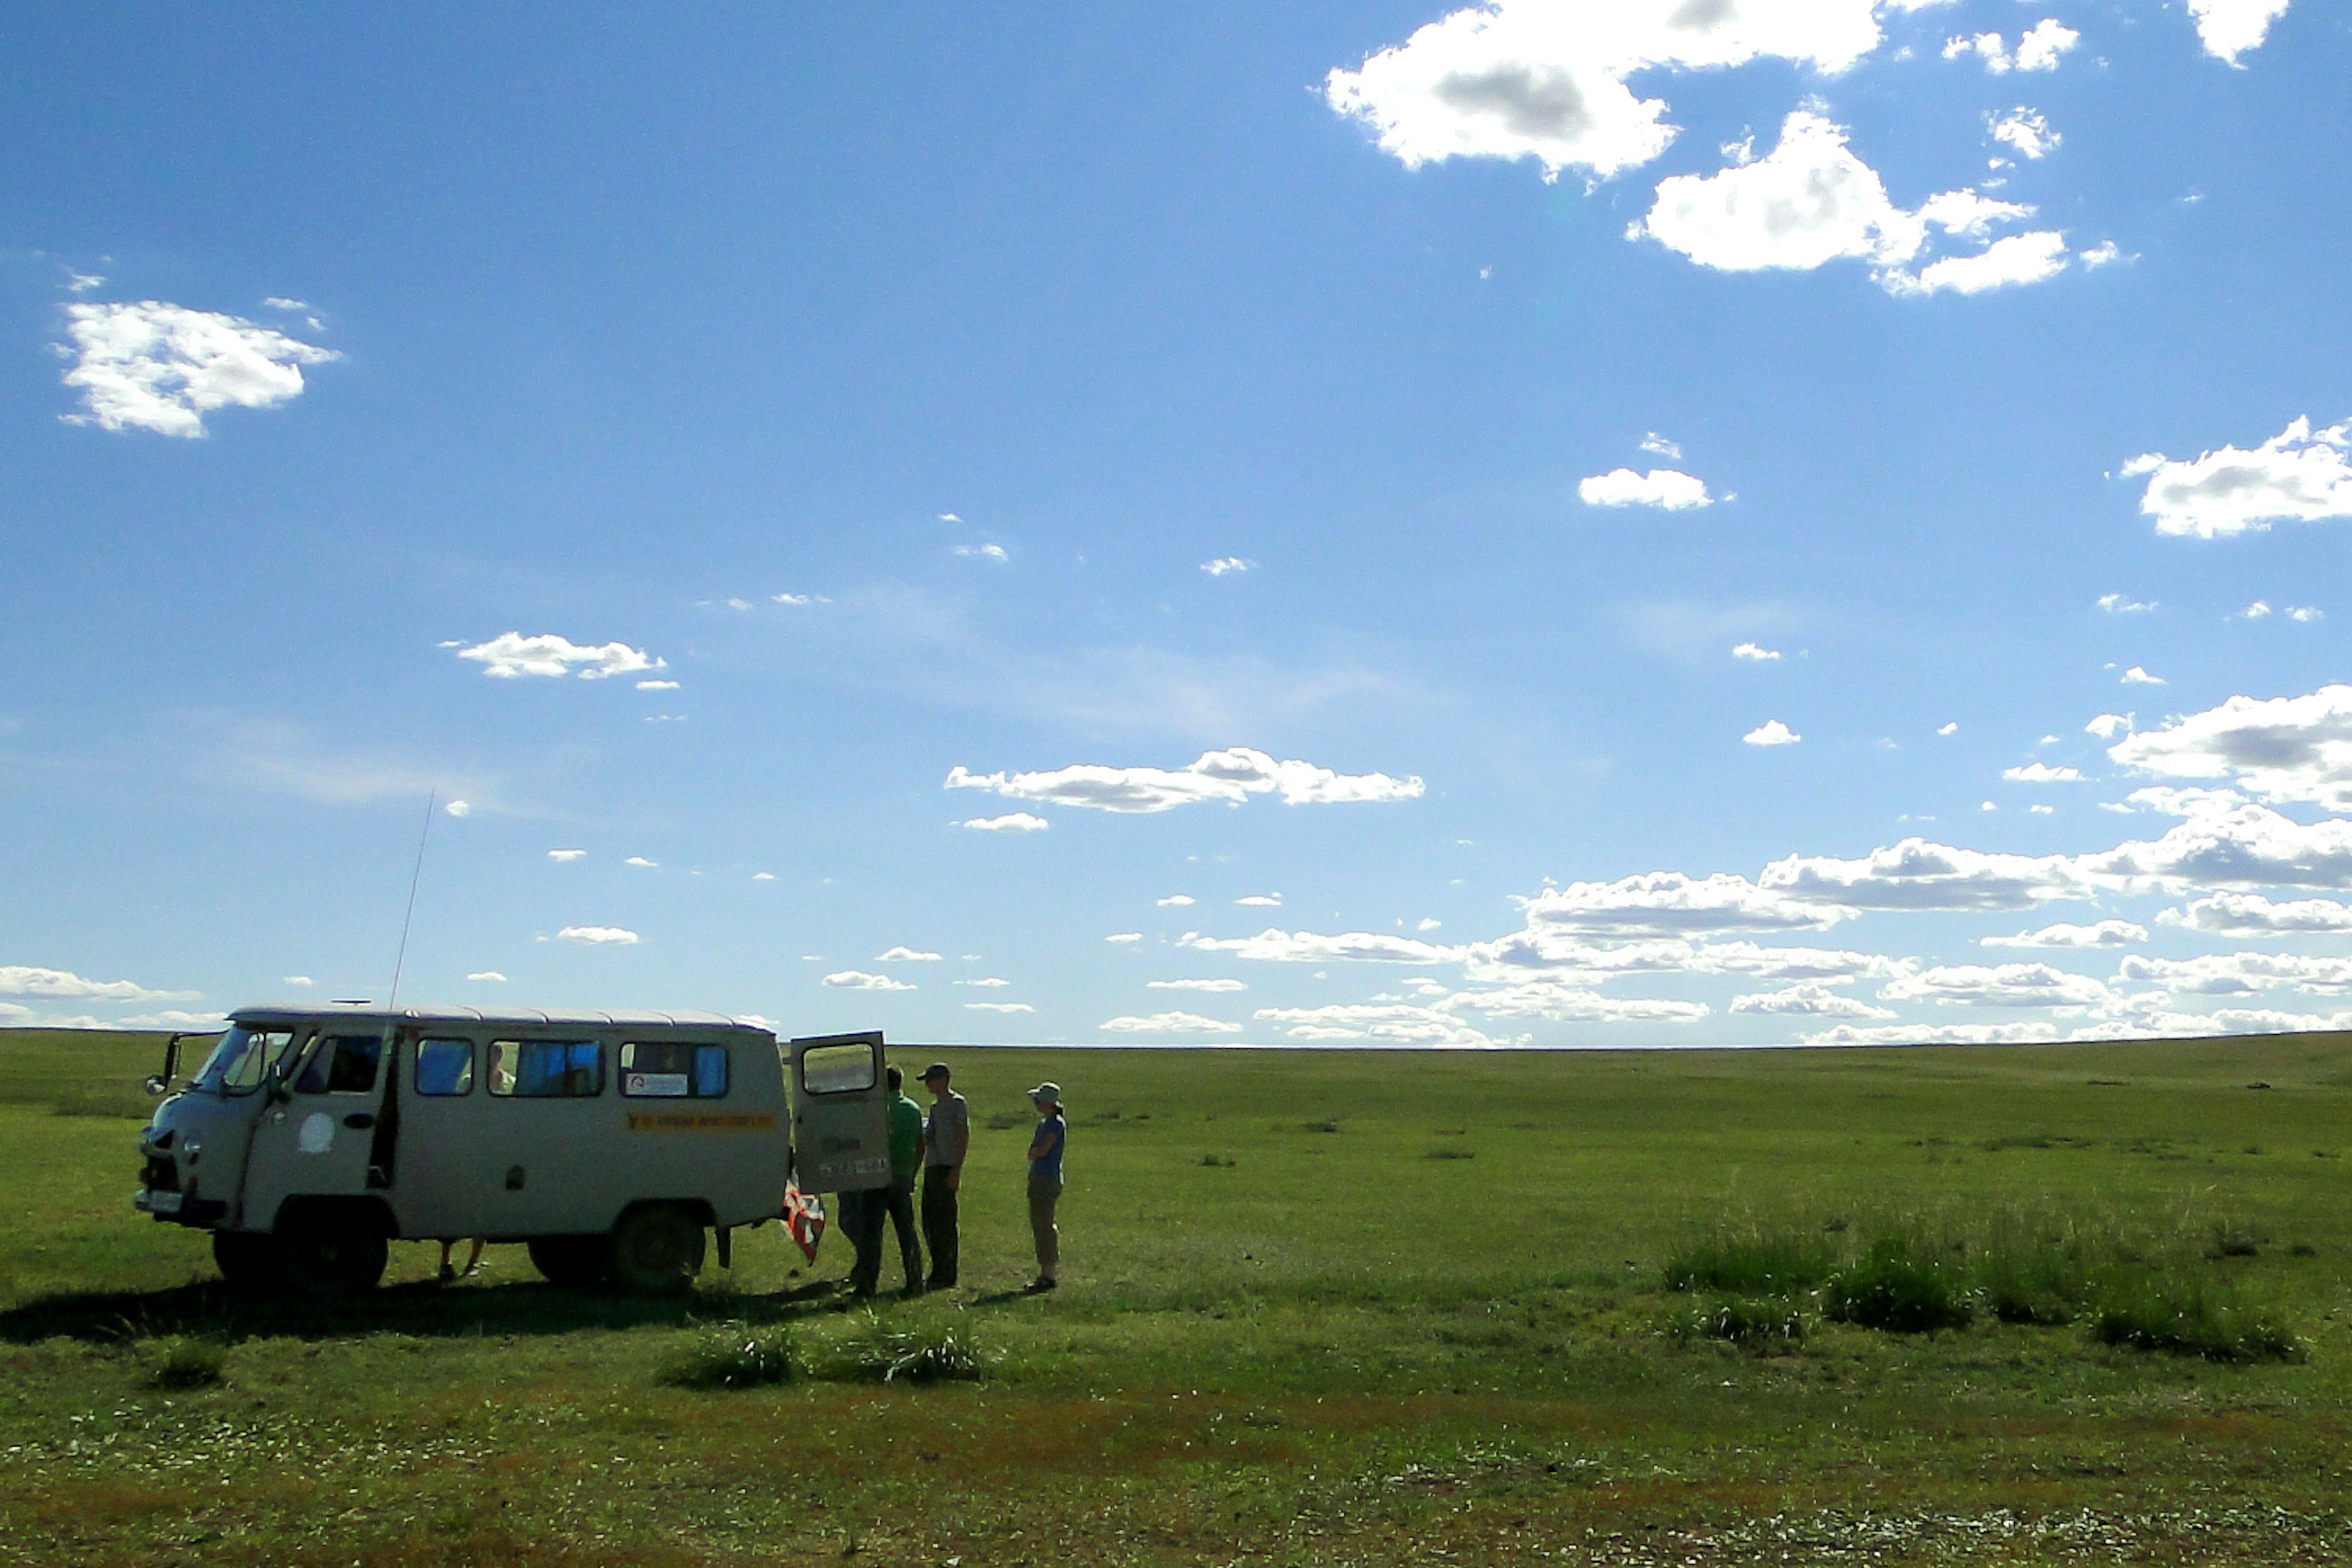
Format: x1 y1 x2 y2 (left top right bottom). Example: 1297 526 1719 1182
134 1004 891 1294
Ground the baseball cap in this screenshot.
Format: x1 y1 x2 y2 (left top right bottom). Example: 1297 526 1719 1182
1027 1081 1061 1105
920 1061 951 1081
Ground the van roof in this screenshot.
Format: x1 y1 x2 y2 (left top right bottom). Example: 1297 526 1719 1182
227 1003 774 1033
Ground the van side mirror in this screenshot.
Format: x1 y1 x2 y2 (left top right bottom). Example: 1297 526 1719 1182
143 1073 170 1097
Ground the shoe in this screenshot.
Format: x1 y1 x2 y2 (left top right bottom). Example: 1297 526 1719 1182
926 1276 956 1291
902 1282 927 1298
462 1263 481 1277
1025 1275 1057 1293
436 1263 456 1283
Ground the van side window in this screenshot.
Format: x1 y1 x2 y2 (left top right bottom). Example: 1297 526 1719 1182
486 1040 601 1098
620 1042 729 1098
295 1035 383 1095
415 1038 475 1096
799 1041 875 1095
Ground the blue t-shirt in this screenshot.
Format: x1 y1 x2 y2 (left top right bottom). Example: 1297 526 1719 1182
1029 1112 1065 1183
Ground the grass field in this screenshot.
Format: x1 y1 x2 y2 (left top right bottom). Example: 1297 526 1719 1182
4 1027 2351 1566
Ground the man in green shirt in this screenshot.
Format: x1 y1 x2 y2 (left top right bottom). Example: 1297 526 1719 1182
875 1063 927 1296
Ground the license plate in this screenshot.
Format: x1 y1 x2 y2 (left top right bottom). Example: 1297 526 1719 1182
138 1188 183 1214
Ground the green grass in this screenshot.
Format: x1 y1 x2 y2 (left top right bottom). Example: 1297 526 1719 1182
4 1027 2352 1565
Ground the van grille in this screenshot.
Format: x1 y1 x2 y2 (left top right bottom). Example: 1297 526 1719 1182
143 1156 179 1193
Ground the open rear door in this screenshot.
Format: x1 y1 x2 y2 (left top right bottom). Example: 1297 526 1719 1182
788 1032 892 1193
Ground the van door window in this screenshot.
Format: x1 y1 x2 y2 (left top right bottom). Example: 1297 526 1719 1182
295 1035 383 1095
798 1041 875 1095
486 1040 602 1098
619 1042 729 1098
415 1038 476 1096
193 1027 298 1095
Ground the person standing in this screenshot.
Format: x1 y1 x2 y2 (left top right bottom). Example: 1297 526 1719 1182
919 1062 969 1290
1024 1081 1065 1292
877 1064 927 1295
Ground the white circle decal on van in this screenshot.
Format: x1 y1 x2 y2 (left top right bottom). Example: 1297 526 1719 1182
297 1112 336 1154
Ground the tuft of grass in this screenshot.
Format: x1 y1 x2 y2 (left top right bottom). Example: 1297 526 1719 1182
1662 1295 1807 1351
1198 1153 1236 1167
1662 1224 1837 1295
2204 1222 2264 1259
1822 1237 1973 1333
137 1334 225 1389
1305 1119 1342 1134
1972 1215 2099 1325
657 1324 798 1390
2089 1274 2301 1362
1422 1148 1475 1161
824 1313 993 1385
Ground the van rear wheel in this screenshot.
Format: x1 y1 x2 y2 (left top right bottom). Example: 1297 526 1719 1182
527 1235 611 1289
610 1204 705 1294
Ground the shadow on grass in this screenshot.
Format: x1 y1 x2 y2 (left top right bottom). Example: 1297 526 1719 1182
0 1275 854 1348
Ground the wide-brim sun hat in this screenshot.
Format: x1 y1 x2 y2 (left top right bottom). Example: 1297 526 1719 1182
1027 1082 1061 1106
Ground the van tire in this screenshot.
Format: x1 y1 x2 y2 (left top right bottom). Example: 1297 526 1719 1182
282 1227 388 1295
527 1235 612 1289
213 1231 286 1292
609 1204 705 1294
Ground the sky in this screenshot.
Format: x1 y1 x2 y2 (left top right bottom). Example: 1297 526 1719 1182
4 0 2351 1049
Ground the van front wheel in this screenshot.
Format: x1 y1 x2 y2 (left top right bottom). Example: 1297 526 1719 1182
282 1228 388 1295
527 1235 611 1289
610 1204 705 1294
212 1231 286 1292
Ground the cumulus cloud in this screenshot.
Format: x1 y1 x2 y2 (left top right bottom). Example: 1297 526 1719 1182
1148 978 1247 992
1106 933 1143 945
1200 557 1254 576
1981 919 2148 949
946 747 1423 815
2121 667 2166 686
957 977 1011 988
1988 108 2060 160
1883 230 2070 297
2086 714 2132 741
1578 467 1713 509
1760 838 2092 911
2081 802 2352 891
1099 1011 1242 1035
875 946 943 962
2108 684 2352 811
1943 21 2079 73
1806 1020 2060 1046
2188 0 2293 64
555 925 639 945
283 975 314 987
2097 594 2154 614
953 543 1009 562
1881 962 2115 1009
959 812 1051 832
636 679 680 691
2159 891 2352 935
1729 983 1895 1019
1156 894 1196 907
624 856 657 869
548 848 586 862
1732 642 1781 662
456 632 665 681
2003 762 2084 783
1744 719 1801 747
1180 928 1461 964
1440 982 1708 1025
0 965 198 1003
58 300 339 437
822 970 914 990
1255 1003 1507 1048
1637 111 1926 274
1523 874 1851 941
1235 893 1283 908
965 1001 1035 1014
2122 418 2352 538
467 971 508 982
2119 950 2352 997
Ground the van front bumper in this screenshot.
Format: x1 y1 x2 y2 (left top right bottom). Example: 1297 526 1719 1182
135 1188 225 1226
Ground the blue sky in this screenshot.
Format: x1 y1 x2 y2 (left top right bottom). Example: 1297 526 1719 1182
6 0 2351 1047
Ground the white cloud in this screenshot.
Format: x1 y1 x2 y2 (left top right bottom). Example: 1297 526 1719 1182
2159 891 2352 935
753 872 776 881
959 812 1051 832
958 976 1012 987
946 747 1423 815
1182 927 1461 965
965 1001 1035 1014
1518 872 1849 937
1938 721 1960 736
1578 467 1713 509
821 970 914 990
1760 838 2092 911
1806 1020 2060 1046
1988 108 2060 160
1883 230 2070 297
116 1009 230 1030
2119 951 2352 997
1729 983 1895 1019
2121 666 2166 686
1744 719 1801 747
1156 894 1196 907
1441 982 1708 1025
262 296 307 311
1981 919 2148 949
0 965 198 1003
1256 1003 1506 1048
2108 684 2352 811
58 300 339 437
2097 593 2154 614
2086 714 2132 740
1201 557 1254 576
875 946 943 962
1418 918 1443 931
1148 978 1248 992
1944 21 2079 73
1106 932 1143 945
2003 762 2084 783
1882 962 2116 1009
467 970 508 982
1235 893 1283 908
636 679 680 691
1916 190 2035 240
774 593 828 606
953 543 1009 562
1637 111 1925 274
282 975 314 987
2123 418 2352 538
555 925 639 945
548 848 587 862
1099 1011 1242 1035
1732 642 1781 662
2079 241 2124 268
66 272 107 293
2188 0 2293 64
444 799 472 818
456 632 665 681
2081 802 2352 891
624 856 658 868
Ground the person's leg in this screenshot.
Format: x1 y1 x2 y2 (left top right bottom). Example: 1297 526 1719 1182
437 1240 457 1283
844 1191 882 1295
921 1170 958 1287
885 1182 922 1290
462 1237 484 1275
1027 1177 1060 1286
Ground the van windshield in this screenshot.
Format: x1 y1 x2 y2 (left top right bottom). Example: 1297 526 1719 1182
190 1027 298 1095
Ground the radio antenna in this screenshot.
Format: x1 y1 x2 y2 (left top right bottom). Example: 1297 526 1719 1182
388 789 437 1011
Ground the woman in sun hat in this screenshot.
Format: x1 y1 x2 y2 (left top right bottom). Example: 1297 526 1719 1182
1023 1081 1065 1292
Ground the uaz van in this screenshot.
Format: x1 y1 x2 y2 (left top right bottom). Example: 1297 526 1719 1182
135 1004 890 1294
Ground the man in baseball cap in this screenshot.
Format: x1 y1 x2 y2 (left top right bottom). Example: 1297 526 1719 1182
918 1062 968 1290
